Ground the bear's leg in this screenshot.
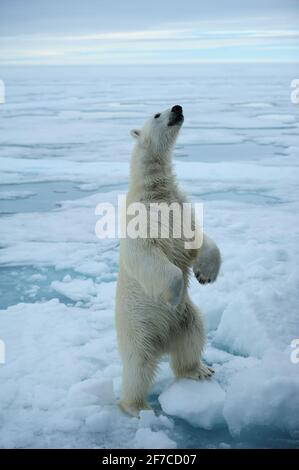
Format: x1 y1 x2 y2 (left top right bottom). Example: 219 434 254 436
170 301 214 380
119 352 157 417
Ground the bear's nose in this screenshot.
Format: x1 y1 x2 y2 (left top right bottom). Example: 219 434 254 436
171 105 183 115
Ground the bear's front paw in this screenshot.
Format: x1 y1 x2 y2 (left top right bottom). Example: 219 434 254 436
164 268 184 308
193 244 221 284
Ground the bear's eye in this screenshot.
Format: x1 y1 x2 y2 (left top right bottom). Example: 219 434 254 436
154 113 161 119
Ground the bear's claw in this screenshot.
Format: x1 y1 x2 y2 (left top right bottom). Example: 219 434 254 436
197 364 215 379
180 363 215 380
193 236 221 285
194 271 213 284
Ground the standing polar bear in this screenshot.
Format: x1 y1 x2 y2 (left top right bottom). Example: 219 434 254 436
116 105 221 417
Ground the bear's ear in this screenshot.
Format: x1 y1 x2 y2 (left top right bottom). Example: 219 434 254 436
130 129 141 140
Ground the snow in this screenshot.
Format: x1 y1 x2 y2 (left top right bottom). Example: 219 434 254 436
138 410 174 431
159 379 225 430
67 379 114 407
0 190 36 200
85 410 112 433
0 63 299 448
134 411 175 450
223 351 299 439
51 278 97 302
133 428 177 449
213 294 272 358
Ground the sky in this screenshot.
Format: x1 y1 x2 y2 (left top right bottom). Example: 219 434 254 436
0 0 299 65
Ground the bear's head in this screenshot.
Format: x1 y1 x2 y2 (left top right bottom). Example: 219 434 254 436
130 105 184 155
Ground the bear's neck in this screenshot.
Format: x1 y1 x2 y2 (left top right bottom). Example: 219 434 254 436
128 145 178 201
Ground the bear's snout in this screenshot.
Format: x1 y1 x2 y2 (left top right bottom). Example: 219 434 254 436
171 105 183 115
168 105 184 126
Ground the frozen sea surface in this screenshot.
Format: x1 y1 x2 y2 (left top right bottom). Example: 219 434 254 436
0 64 299 449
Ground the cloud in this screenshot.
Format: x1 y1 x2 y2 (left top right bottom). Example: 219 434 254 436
0 1 298 64
1 0 299 35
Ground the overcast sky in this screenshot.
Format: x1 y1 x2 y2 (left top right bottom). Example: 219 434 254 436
1 0 299 65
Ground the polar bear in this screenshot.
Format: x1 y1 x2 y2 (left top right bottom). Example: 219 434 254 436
115 105 221 416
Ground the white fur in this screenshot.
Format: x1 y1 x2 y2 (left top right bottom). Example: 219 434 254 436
115 107 221 416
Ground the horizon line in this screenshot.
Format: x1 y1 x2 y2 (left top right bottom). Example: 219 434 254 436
1 59 299 66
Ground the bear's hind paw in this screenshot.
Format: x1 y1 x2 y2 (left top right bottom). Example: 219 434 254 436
197 364 214 379
182 364 214 380
118 400 152 418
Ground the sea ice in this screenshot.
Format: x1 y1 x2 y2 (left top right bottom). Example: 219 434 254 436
223 351 299 438
159 379 225 430
51 278 97 302
133 428 177 449
0 63 298 449
213 294 272 358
